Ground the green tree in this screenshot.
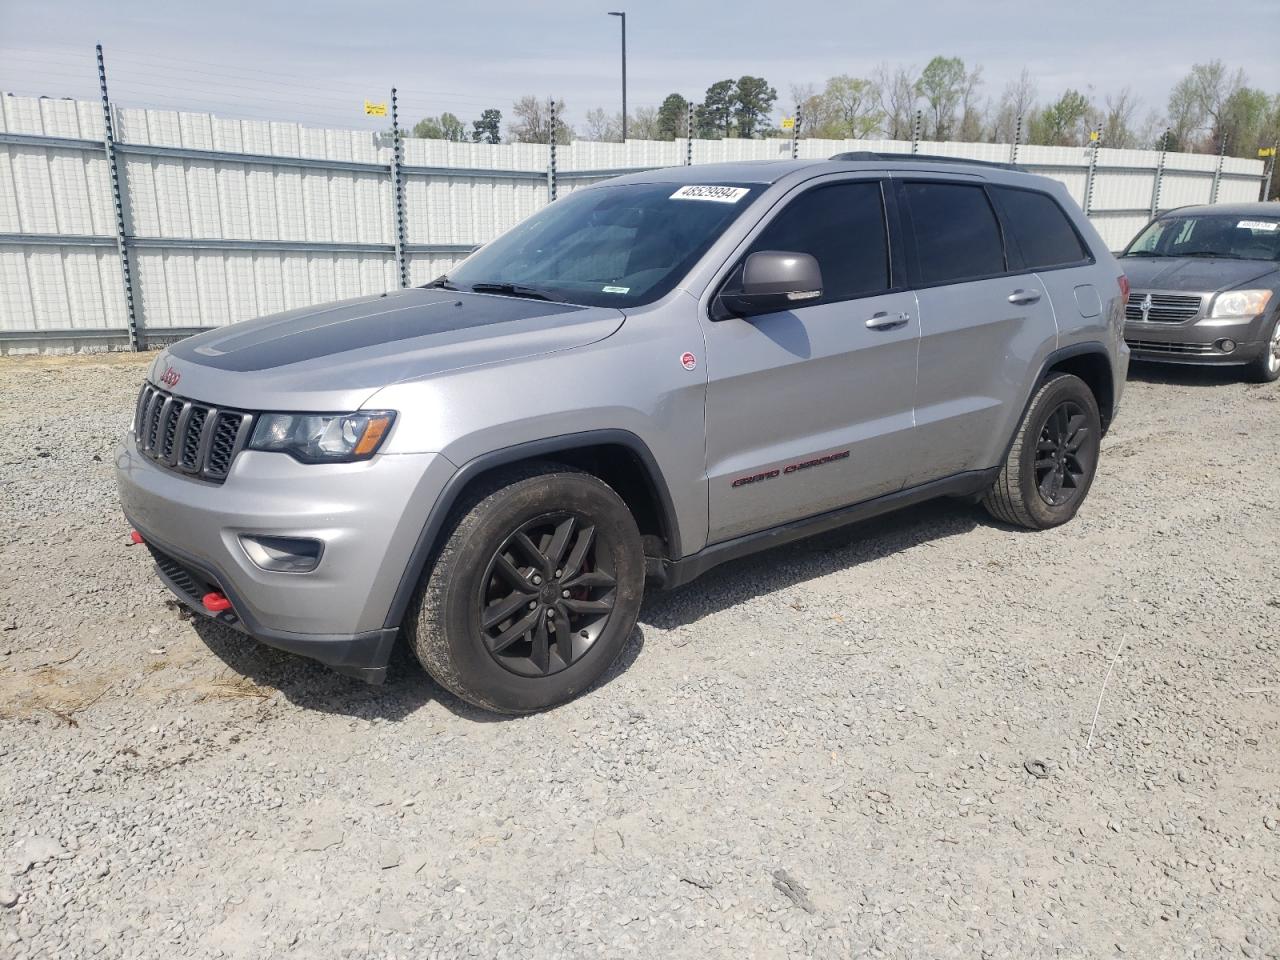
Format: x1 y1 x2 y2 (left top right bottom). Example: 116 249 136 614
805 75 881 138
471 108 502 144
915 56 967 139
412 116 444 139
1029 89 1092 146
698 79 735 138
656 93 691 140
733 75 777 139
413 112 467 141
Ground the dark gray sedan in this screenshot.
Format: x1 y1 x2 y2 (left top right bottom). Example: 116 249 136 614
1120 203 1280 382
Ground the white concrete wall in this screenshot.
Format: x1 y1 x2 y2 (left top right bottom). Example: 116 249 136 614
0 92 1269 350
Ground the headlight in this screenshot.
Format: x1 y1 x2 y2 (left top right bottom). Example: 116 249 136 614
249 411 395 463
1209 289 1273 318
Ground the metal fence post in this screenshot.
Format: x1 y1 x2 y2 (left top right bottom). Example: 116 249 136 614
1209 135 1227 204
389 87 408 289
1262 141 1278 202
685 100 694 166
1083 125 1102 216
911 110 922 155
547 99 558 202
96 44 140 351
1009 115 1022 165
790 105 801 160
1150 129 1170 217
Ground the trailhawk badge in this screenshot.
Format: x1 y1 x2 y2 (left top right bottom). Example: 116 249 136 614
159 365 181 387
680 352 697 371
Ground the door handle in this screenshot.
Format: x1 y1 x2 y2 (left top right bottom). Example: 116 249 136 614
1008 288 1042 305
866 311 910 331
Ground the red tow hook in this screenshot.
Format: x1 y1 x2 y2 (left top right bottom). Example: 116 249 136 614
202 591 232 613
129 530 144 545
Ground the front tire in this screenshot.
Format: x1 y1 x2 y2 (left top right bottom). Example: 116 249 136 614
983 372 1102 530
1245 316 1280 383
408 463 644 714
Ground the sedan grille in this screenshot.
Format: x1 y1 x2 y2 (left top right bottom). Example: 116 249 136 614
1125 292 1203 324
133 384 253 483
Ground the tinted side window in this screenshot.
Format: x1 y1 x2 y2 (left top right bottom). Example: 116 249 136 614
992 186 1090 269
902 182 1005 284
747 181 890 303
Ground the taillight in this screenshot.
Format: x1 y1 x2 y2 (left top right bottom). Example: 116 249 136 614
1118 275 1130 301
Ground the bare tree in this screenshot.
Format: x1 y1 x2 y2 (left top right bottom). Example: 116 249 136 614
510 96 573 144
991 67 1037 143
630 106 661 141
1102 88 1142 148
874 63 919 140
582 107 620 142
1189 60 1247 146
957 64 986 142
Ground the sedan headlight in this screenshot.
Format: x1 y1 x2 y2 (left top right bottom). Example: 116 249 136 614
1209 289 1273 318
249 411 395 463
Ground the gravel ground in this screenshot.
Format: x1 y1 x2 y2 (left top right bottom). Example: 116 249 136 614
1 352 1278 960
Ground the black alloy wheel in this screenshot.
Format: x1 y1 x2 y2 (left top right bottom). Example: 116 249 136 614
1033 400 1094 507
478 513 617 677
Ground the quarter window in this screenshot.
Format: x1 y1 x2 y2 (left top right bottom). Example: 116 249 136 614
902 182 1005 284
992 186 1090 269
745 181 891 303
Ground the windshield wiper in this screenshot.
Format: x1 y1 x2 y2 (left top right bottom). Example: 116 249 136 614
1123 251 1168 257
1183 251 1243 259
425 276 461 290
467 282 561 302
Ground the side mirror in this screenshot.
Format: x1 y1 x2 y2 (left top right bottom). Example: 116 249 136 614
716 251 823 319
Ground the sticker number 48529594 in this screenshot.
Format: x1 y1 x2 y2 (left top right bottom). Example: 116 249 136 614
670 185 750 203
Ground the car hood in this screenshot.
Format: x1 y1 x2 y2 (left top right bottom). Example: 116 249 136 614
1119 256 1278 293
154 289 625 411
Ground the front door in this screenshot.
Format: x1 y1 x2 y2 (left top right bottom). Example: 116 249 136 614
699 178 919 544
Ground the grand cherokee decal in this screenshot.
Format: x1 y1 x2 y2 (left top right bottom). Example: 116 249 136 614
731 450 849 488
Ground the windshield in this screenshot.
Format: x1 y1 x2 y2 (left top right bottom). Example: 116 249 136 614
439 181 762 307
1123 213 1280 261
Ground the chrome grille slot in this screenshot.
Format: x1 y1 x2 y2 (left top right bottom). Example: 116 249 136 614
1125 338 1217 356
132 384 251 484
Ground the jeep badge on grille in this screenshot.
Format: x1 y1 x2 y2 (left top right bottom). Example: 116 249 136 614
160 366 181 387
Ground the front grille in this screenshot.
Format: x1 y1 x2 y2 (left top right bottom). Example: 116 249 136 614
148 544 212 603
133 384 253 483
1126 338 1217 356
1125 292 1203 324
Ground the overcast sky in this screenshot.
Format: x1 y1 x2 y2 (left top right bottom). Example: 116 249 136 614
2 0 1277 135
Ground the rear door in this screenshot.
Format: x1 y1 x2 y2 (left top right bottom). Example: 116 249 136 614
897 178 1059 485
700 177 920 544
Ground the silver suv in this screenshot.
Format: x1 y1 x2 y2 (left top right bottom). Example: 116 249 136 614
116 154 1129 713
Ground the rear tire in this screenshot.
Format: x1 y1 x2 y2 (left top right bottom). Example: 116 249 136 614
408 463 644 714
983 373 1102 530
1245 316 1280 383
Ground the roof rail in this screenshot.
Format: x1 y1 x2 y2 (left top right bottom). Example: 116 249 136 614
830 151 1022 171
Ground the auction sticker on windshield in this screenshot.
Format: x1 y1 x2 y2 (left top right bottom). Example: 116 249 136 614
1237 220 1278 231
670 185 750 203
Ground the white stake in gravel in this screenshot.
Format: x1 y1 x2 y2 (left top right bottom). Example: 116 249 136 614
1086 636 1128 751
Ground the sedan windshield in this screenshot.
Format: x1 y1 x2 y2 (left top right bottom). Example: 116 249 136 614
1124 213 1280 261
439 181 761 308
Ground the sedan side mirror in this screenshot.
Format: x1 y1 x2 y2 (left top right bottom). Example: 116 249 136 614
716 251 823 319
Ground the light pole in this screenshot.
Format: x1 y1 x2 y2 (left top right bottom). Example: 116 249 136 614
608 11 626 141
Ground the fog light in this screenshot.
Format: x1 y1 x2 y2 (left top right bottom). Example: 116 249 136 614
1216 338 1237 354
239 535 323 573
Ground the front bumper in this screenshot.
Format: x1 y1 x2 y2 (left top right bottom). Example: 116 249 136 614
1124 312 1270 366
116 439 455 681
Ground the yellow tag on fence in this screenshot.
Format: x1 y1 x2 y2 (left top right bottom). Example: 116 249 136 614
364 100 388 118
1259 146 1277 158
781 117 795 130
